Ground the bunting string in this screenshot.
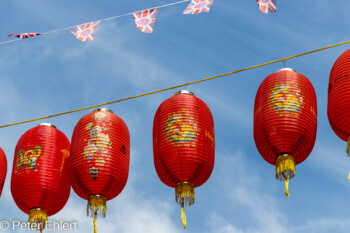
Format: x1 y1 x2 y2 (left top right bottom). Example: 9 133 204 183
0 0 191 45
1 0 279 45
0 39 349 129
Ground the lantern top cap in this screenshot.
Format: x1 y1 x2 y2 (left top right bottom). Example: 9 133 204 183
173 90 195 96
277 67 296 72
92 108 113 113
37 123 57 128
30 207 47 213
88 194 106 200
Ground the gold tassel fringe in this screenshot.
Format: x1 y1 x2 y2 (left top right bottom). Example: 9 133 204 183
176 182 195 228
88 195 106 233
175 182 195 206
87 195 107 218
28 208 47 231
276 154 295 198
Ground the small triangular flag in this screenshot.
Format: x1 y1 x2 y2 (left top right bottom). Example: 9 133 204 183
133 8 158 33
71 21 101 42
256 0 277 14
183 0 213 15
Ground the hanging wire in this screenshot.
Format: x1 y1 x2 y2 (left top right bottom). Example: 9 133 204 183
0 39 349 129
282 60 286 68
0 0 190 46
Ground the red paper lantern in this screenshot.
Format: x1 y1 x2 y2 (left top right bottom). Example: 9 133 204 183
328 49 350 179
153 90 215 228
254 68 317 197
0 148 7 197
11 123 71 231
71 108 130 233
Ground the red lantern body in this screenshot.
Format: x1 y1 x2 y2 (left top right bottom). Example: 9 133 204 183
11 123 71 229
254 68 317 196
328 49 350 142
70 108 130 231
0 148 7 197
327 49 350 179
153 90 215 227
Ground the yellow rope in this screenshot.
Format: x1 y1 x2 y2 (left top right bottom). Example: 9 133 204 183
284 178 290 198
347 136 350 157
93 216 98 233
1 40 350 129
181 203 187 229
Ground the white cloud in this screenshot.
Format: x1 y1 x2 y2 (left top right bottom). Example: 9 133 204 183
293 218 350 233
308 140 350 184
208 151 289 233
207 214 244 233
51 179 180 233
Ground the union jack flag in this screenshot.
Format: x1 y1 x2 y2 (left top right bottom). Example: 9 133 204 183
256 0 277 14
71 21 101 42
133 8 158 33
183 0 213 15
5 33 42 39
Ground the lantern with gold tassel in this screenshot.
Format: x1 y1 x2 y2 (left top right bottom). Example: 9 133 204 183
327 49 350 180
70 108 130 233
254 68 317 197
153 90 215 228
0 148 7 197
11 123 71 232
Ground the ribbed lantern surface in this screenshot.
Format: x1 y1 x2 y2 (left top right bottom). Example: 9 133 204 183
254 68 317 197
0 148 7 197
70 108 130 233
328 49 350 179
11 123 71 231
153 90 215 228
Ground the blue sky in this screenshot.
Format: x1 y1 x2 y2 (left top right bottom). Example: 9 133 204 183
1 0 350 232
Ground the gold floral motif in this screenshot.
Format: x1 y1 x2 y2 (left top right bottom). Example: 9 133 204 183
82 112 113 179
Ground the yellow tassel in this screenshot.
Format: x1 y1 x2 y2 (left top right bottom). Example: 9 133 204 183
93 216 98 233
181 203 187 229
175 182 195 206
347 137 350 157
275 154 295 180
276 154 295 198
87 195 107 218
345 137 350 181
175 182 195 228
284 178 290 198
28 208 47 231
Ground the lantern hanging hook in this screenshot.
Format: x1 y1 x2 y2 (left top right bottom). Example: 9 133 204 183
185 82 188 90
282 60 286 68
